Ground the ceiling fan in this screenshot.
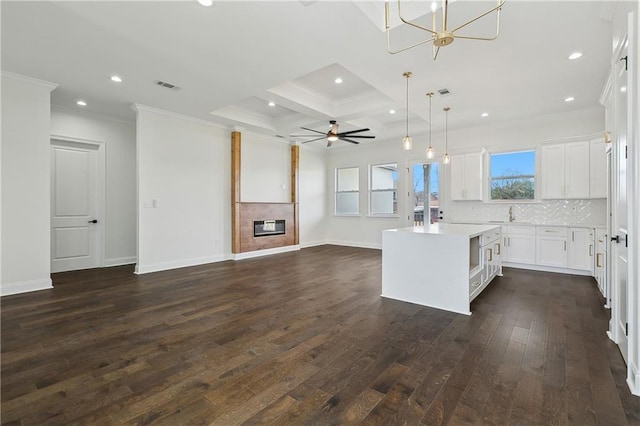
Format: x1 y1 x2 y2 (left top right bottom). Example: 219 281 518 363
291 120 375 147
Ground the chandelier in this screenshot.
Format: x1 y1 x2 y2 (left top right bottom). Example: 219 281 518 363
385 0 506 60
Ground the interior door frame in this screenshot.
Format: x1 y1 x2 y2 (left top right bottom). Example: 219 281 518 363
50 134 106 271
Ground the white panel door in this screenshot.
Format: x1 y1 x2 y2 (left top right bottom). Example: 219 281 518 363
611 41 628 363
51 141 103 272
590 138 607 198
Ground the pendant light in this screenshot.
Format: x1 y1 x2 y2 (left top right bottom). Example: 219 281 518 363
442 107 450 164
402 72 413 151
426 92 435 159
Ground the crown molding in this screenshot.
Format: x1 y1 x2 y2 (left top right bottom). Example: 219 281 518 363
1 70 58 91
52 104 135 125
131 103 229 130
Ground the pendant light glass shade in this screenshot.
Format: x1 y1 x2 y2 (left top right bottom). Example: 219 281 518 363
426 92 434 159
443 106 450 164
402 72 413 151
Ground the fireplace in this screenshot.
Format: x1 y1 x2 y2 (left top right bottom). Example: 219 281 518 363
253 219 285 237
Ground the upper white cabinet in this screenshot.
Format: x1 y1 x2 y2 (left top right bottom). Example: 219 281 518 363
540 141 590 199
589 138 607 198
450 153 482 201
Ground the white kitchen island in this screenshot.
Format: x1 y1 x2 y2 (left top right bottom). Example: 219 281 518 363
382 223 502 315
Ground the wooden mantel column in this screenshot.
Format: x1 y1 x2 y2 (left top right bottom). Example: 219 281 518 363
231 131 241 253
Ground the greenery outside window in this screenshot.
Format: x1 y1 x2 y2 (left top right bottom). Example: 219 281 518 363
370 163 398 215
490 150 535 200
336 167 359 215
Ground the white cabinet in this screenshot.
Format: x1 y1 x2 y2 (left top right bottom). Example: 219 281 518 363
536 227 567 267
590 138 607 198
540 141 590 199
567 227 594 272
502 225 536 264
450 153 482 201
594 228 607 298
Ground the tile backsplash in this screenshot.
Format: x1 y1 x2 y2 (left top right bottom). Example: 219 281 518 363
448 199 607 227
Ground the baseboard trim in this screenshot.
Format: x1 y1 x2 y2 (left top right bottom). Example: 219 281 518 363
502 262 593 276
232 245 300 260
135 255 229 274
1 278 53 296
628 361 640 396
105 256 137 267
327 240 382 250
300 240 327 249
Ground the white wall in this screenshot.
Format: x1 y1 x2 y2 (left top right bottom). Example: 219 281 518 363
326 106 605 248
50 107 136 266
241 133 290 203
299 145 327 247
135 106 230 273
1 72 56 295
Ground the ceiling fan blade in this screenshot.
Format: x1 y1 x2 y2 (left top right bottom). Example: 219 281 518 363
339 128 371 135
290 134 325 137
340 137 361 145
300 127 326 135
301 137 327 144
340 135 375 139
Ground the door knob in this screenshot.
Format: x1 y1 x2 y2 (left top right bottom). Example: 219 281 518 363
88 219 98 224
611 235 620 243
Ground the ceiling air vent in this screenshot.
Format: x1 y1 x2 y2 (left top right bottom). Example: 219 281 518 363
437 88 450 95
154 80 181 90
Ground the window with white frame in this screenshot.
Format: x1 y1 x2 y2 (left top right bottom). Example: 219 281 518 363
370 163 398 215
335 167 359 215
490 150 535 200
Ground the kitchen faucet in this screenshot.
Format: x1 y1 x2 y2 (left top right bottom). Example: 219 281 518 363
508 205 515 222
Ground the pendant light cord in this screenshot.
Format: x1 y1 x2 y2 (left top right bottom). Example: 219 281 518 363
405 75 409 137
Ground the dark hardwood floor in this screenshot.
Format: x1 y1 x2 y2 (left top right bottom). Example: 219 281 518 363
2 245 639 425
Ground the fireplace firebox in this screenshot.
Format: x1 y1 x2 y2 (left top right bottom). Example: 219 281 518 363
253 219 285 237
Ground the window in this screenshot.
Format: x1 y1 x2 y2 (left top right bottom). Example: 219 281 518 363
370 163 398 215
335 167 359 215
490 150 535 200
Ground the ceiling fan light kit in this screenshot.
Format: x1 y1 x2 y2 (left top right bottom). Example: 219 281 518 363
385 0 506 60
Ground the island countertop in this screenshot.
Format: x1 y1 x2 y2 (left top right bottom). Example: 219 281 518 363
387 223 501 238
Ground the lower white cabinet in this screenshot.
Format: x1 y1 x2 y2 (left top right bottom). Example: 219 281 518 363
594 228 608 298
567 227 594 272
536 227 567 267
502 225 536 264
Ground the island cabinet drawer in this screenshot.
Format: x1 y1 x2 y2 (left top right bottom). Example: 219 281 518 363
469 270 483 295
537 226 567 237
481 229 501 245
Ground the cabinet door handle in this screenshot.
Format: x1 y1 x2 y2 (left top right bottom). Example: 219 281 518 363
563 241 567 251
589 244 593 256
495 243 501 255
572 230 575 242
596 253 602 268
487 248 493 261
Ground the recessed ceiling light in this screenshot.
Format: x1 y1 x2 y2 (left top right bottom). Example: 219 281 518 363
431 2 438 12
564 96 575 102
621 86 627 93
568 52 582 60
198 0 213 6
268 101 276 107
334 77 343 84
389 109 396 114
110 75 123 83
481 112 489 117
76 100 87 106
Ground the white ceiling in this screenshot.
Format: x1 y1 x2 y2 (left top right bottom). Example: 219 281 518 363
1 1 613 147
